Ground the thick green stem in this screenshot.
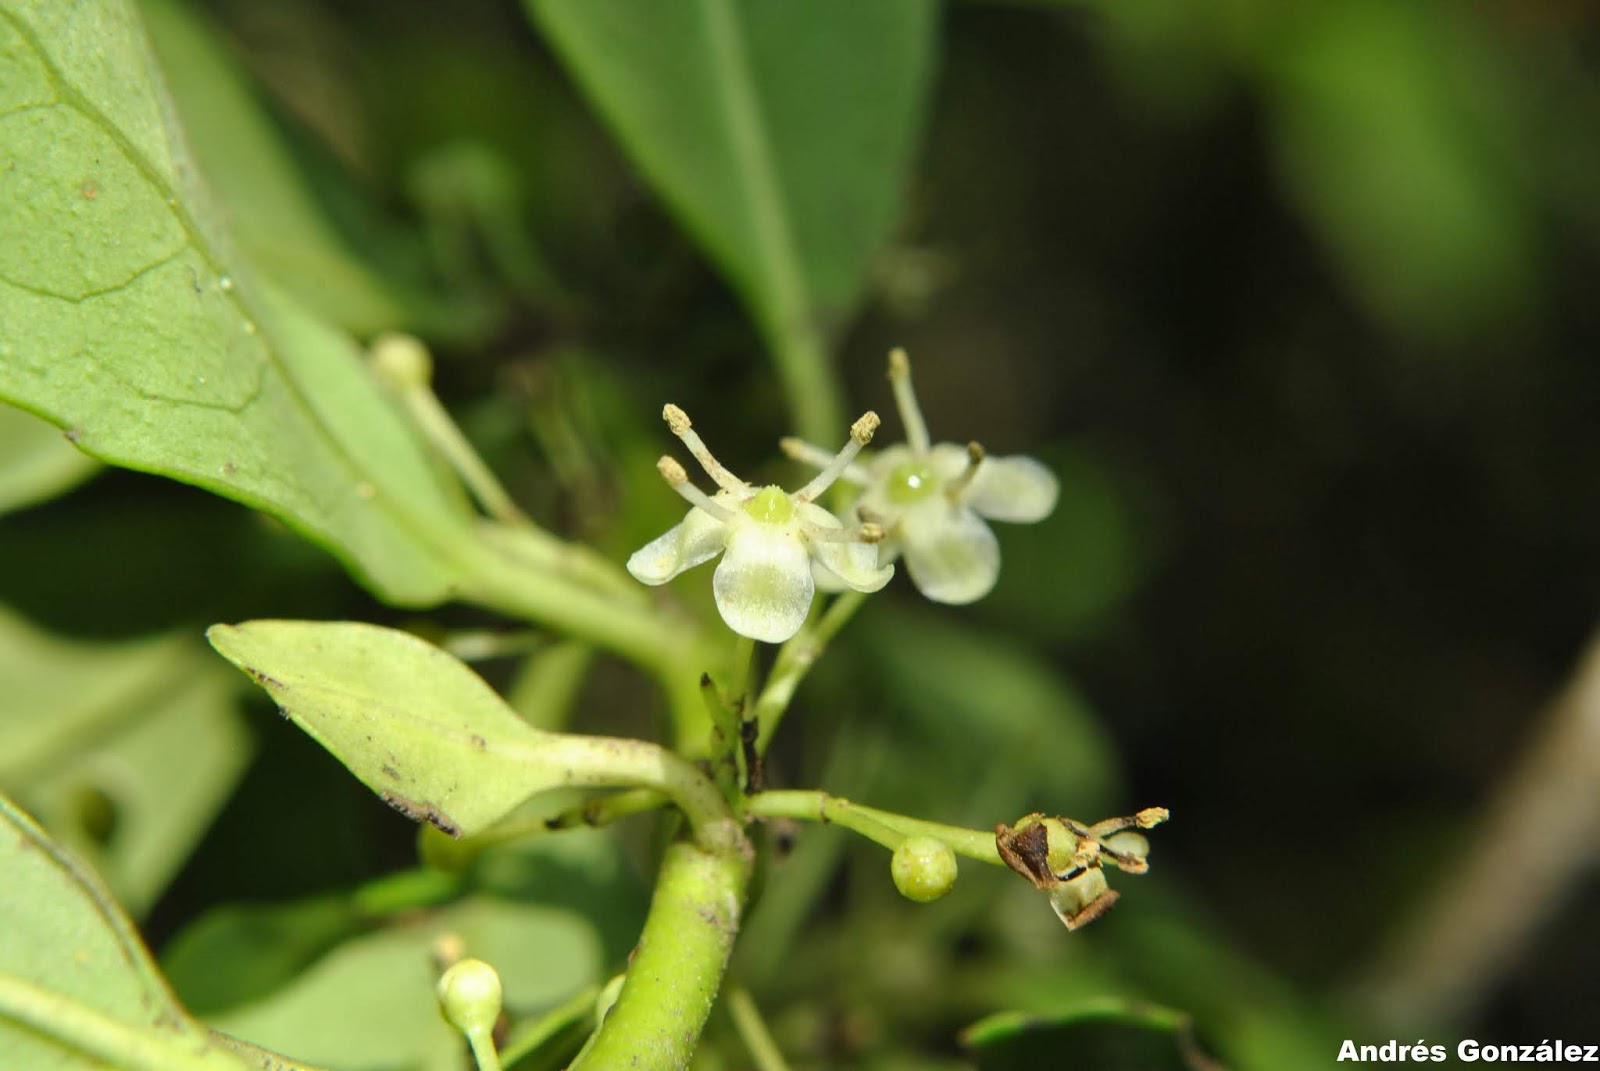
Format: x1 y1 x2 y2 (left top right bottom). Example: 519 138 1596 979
746 790 1003 865
570 842 751 1071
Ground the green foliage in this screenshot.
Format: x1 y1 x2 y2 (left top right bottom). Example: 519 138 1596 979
0 403 97 513
0 0 476 605
0 793 257 1071
207 620 585 838
0 607 249 916
527 0 938 441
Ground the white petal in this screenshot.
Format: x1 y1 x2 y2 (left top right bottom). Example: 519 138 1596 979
808 539 893 593
626 507 728 585
899 502 1000 604
965 454 1058 523
712 524 814 642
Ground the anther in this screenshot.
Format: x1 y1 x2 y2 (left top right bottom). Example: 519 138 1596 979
662 404 692 436
887 347 911 379
656 456 689 485
662 405 745 492
857 522 886 543
851 411 881 445
793 412 879 502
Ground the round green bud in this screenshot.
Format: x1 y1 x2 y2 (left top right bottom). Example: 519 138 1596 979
891 837 958 902
369 332 433 389
437 957 502 1036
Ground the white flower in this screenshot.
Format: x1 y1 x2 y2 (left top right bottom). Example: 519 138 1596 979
627 405 894 643
782 349 1058 604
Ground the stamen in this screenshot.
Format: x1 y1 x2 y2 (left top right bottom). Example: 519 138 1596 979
1089 808 1170 837
662 404 746 492
945 441 986 501
886 348 930 454
793 410 880 503
656 455 736 522
781 437 872 485
804 521 887 544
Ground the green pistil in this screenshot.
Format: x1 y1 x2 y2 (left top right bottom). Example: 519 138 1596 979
885 462 940 505
743 485 796 524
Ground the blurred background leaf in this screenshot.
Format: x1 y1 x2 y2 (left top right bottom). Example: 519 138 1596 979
0 403 99 515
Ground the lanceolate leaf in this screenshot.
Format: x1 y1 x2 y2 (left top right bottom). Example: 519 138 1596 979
0 0 475 605
526 0 938 439
209 620 583 838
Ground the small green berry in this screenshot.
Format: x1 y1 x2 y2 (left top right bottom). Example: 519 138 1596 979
891 837 958 902
437 957 502 1037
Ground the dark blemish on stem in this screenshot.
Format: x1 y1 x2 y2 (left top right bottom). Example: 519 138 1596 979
380 791 461 838
380 764 400 780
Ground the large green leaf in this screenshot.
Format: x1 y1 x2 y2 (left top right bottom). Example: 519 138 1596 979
0 792 258 1070
0 606 250 916
208 620 593 838
208 898 601 1071
0 0 475 605
135 0 426 337
526 0 938 440
0 401 97 513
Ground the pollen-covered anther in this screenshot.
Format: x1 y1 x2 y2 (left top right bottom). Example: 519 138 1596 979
1135 807 1171 829
856 522 886 543
656 455 689 485
851 411 881 445
887 346 911 379
794 411 880 503
662 403 693 436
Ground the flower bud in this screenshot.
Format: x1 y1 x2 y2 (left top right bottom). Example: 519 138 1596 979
437 957 502 1037
370 332 433 390
891 837 958 902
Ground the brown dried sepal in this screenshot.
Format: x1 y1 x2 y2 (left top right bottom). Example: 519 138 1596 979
1060 888 1121 931
995 815 1058 890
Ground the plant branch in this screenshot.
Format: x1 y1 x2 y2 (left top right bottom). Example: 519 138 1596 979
569 842 751 1071
1353 623 1600 1025
746 789 1003 864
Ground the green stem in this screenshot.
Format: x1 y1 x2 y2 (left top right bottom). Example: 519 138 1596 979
535 735 738 854
498 983 600 1066
570 842 751 1071
746 790 1003 865
726 986 792 1071
0 974 272 1071
753 591 866 752
465 1027 505 1071
400 382 531 528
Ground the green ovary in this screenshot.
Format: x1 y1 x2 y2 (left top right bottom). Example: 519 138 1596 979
743 485 796 524
885 462 940 505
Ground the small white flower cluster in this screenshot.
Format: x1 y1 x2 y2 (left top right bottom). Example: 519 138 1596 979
627 350 1058 641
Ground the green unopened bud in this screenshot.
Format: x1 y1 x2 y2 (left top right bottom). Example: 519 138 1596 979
891 837 958 902
437 957 502 1037
370 332 434 390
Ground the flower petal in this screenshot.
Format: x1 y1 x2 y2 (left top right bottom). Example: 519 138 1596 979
899 501 1000 604
712 523 814 642
626 507 728 585
809 539 893 594
965 454 1058 523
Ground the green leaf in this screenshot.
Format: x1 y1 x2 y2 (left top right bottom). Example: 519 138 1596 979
0 401 97 513
162 896 363 1018
134 0 425 337
0 791 258 1070
963 1000 1212 1071
0 605 251 915
208 620 580 838
525 0 938 440
0 0 476 605
209 898 601 1071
